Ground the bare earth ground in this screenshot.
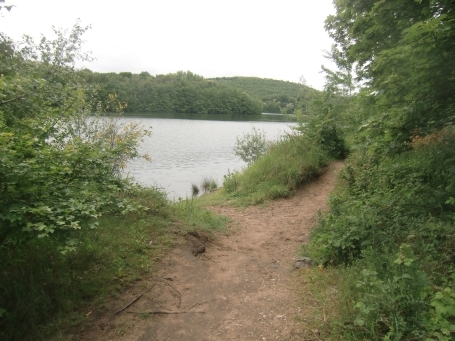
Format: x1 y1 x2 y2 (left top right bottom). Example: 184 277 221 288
78 161 344 341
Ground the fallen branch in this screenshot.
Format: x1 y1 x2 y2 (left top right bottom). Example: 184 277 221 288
113 284 156 316
157 279 182 308
127 310 205 315
188 296 226 310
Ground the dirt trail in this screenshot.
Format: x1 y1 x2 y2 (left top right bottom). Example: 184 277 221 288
80 161 343 341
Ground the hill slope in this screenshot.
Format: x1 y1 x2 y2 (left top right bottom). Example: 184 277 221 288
208 76 318 113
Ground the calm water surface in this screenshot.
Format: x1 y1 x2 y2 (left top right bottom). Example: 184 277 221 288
123 114 296 200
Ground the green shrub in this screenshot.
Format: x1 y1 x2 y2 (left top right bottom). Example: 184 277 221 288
0 186 172 341
0 24 150 248
233 126 270 164
304 131 455 340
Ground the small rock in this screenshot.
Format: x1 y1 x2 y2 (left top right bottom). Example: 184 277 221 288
294 257 313 269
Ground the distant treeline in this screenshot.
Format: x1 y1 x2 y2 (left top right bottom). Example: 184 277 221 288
80 70 263 115
208 76 318 114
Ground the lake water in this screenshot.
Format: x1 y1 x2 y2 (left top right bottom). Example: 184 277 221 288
122 113 296 200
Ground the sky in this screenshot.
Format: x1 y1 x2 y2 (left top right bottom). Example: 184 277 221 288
0 0 335 90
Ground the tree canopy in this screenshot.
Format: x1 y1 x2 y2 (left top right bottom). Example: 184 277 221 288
208 76 317 114
326 0 455 145
81 70 263 116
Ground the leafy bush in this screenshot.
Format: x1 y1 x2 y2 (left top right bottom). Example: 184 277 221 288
304 130 455 340
295 89 349 159
0 186 172 341
0 24 150 247
233 126 270 164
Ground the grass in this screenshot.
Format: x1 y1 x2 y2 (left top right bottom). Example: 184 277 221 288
201 176 218 193
223 134 329 205
174 196 231 235
294 266 357 340
0 186 229 341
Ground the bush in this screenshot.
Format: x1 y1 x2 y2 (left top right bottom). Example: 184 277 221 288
0 186 172 341
233 126 270 164
0 24 150 247
304 130 455 340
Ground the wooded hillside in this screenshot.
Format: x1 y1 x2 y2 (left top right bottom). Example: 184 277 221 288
209 76 318 113
80 70 263 115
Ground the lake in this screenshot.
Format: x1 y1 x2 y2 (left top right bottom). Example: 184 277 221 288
122 113 296 200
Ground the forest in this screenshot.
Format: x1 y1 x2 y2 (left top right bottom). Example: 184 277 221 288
80 70 263 115
208 76 317 114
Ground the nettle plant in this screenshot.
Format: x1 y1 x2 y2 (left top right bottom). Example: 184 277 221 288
0 23 150 249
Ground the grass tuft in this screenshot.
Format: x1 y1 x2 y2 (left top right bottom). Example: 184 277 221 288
201 176 218 193
191 183 200 197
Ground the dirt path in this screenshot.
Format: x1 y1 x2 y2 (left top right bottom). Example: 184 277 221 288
80 161 343 341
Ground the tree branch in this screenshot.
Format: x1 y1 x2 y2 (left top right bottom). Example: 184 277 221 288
0 95 24 105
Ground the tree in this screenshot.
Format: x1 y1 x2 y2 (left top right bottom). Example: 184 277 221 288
325 0 455 145
0 23 149 247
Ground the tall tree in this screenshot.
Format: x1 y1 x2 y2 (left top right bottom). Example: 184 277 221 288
325 0 455 145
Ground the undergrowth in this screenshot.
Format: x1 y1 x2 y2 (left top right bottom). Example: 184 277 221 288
0 186 229 341
303 130 455 340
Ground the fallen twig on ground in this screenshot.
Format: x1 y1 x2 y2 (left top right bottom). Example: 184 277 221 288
156 279 182 308
127 310 205 315
113 284 156 316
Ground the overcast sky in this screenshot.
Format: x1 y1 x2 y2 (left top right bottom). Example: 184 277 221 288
0 0 335 89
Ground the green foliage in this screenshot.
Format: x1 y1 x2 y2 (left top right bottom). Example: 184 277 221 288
296 89 349 159
0 24 150 246
208 76 318 113
81 70 263 116
224 134 328 204
223 169 241 194
0 186 173 341
303 131 455 340
174 197 230 234
326 0 455 145
298 1 455 339
233 126 270 164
